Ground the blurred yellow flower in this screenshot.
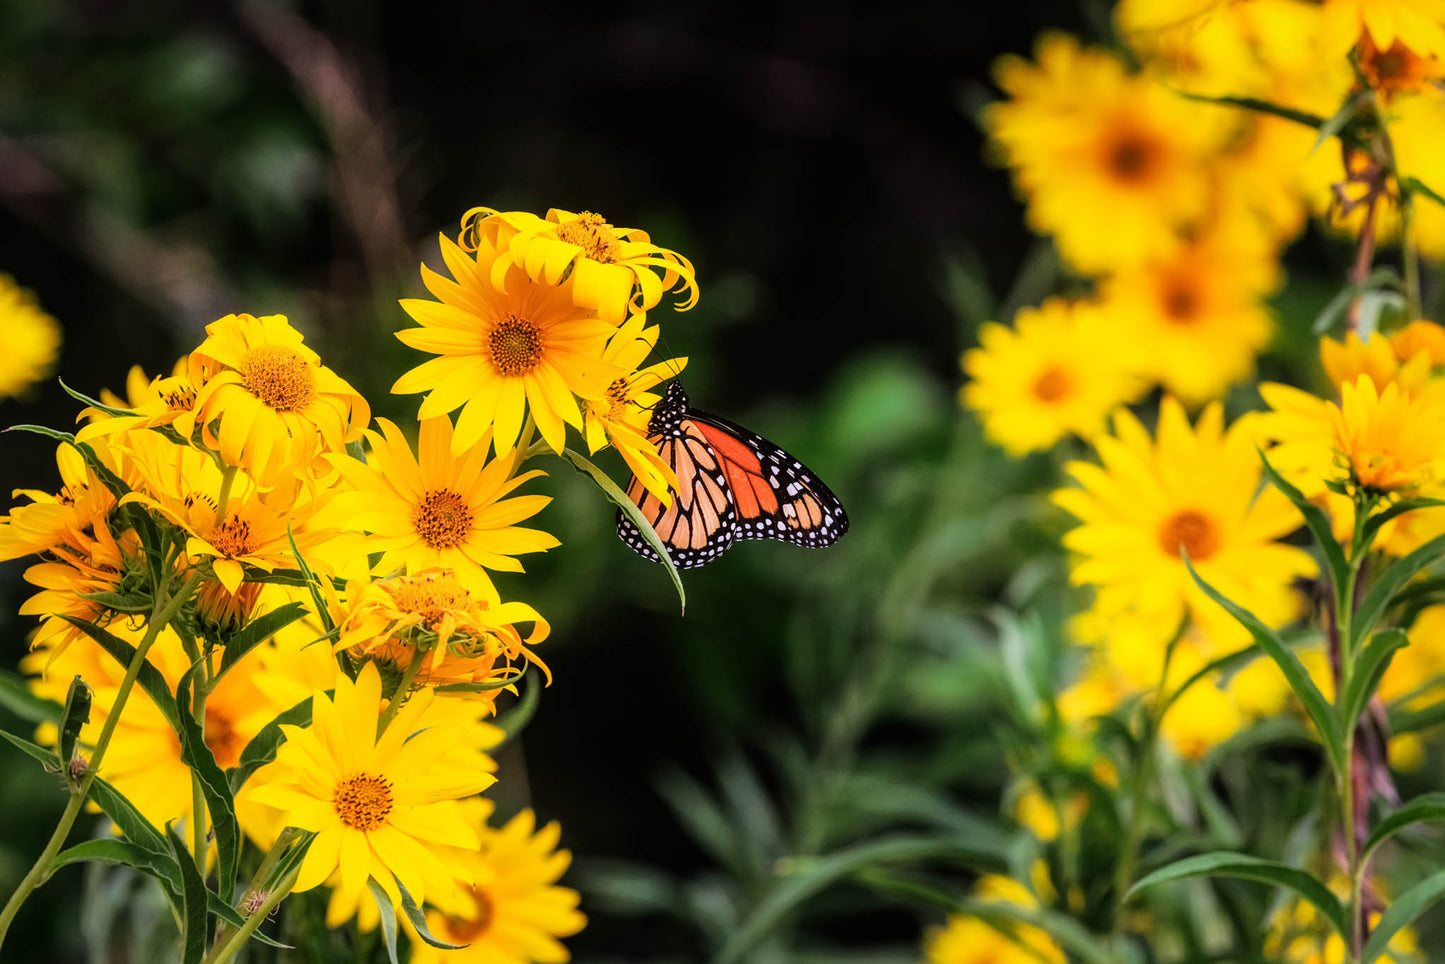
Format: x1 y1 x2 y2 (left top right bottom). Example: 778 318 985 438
1054 399 1316 646
1360 33 1445 97
925 875 1064 964
463 206 698 323
411 800 587 964
961 298 1142 456
1320 0 1445 59
985 34 1216 274
1333 374 1445 491
393 231 622 457
0 274 61 400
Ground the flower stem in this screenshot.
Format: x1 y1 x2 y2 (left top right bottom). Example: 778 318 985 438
201 860 301 964
0 570 202 950
189 656 213 874
209 826 303 951
376 654 425 735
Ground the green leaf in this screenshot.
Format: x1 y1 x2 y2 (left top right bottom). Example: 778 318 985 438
242 569 316 588
58 378 136 417
227 696 313 793
176 663 241 904
208 892 291 949
433 671 526 694
1361 868 1445 964
559 447 685 614
1172 90 1326 131
1341 628 1408 738
1391 698 1445 734
1127 852 1346 938
1184 554 1342 773
395 872 467 949
1362 497 1445 547
1401 175 1445 209
56 615 182 733
57 675 92 770
0 726 57 769
165 823 209 964
266 829 315 889
1364 792 1445 863
1312 267 1401 336
713 835 1011 964
1258 450 1349 590
286 526 334 636
368 879 402 964
1160 644 1260 716
0 668 61 724
216 600 307 678
5 423 76 443
80 590 155 614
1311 92 1366 154
1353 533 1445 649
87 776 174 859
51 838 181 886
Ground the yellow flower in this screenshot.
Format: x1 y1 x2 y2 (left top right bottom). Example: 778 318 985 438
393 231 623 457
0 275 61 399
1321 0 1445 59
1359 33 1445 97
925 875 1064 964
1054 399 1316 646
76 371 199 445
336 568 551 695
324 415 558 602
582 312 687 502
462 206 698 323
189 313 370 487
984 34 1217 274
1097 225 1276 405
245 662 495 911
1332 374 1445 491
411 799 586 964
961 298 1143 456
1266 875 1421 962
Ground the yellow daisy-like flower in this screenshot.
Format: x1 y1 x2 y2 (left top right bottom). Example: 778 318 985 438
336 568 551 694
1097 225 1276 405
582 312 687 503
1053 398 1317 645
189 313 371 487
0 274 61 399
411 799 586 964
245 662 495 911
76 371 199 445
961 298 1143 456
324 415 558 602
925 875 1063 964
463 206 698 323
1332 374 1445 491
1359 33 1445 98
984 33 1217 274
1321 0 1445 59
394 231 623 458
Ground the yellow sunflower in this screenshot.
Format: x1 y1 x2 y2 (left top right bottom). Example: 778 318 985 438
189 313 371 487
582 312 687 503
1053 398 1317 646
1333 374 1445 491
393 231 623 458
323 415 558 602
411 799 586 964
984 33 1218 274
0 274 61 399
462 206 698 323
1321 0 1445 59
244 662 495 912
925 876 1063 964
962 298 1143 456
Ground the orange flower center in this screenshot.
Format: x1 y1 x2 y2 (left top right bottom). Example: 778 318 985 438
388 569 471 627
488 316 543 377
556 211 621 263
209 515 255 559
412 490 474 549
1162 282 1200 325
239 344 316 412
1031 366 1072 403
204 705 246 769
444 889 496 941
1158 509 1219 561
1105 130 1160 184
333 774 393 831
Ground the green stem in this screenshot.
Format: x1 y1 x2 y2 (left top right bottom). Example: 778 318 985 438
201 861 301 964
190 656 213 873
0 570 202 950
210 826 302 950
376 654 425 735
1401 193 1423 321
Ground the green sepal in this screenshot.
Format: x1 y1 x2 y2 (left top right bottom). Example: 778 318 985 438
1340 628 1408 739
57 675 92 772
1360 868 1445 964
57 614 183 733
165 822 210 964
559 447 686 614
227 696 314 793
1352 532 1445 650
176 663 241 904
1126 851 1346 938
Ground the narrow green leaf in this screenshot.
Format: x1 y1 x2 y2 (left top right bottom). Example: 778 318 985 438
52 838 179 881
559 447 685 614
395 872 466 949
0 726 57 769
166 823 209 964
1173 90 1326 130
1127 852 1346 938
1391 698 1445 734
368 879 402 964
0 668 61 724
1401 175 1445 209
265 829 315 889
216 601 307 677
1258 450 1349 590
87 775 173 859
1160 645 1260 716
58 675 92 769
713 835 1010 964
286 526 334 635
1364 792 1445 862
1311 92 1365 154
1341 629 1408 738
70 439 133 501
1363 498 1445 547
1361 868 1445 964
58 378 136 417
5 423 76 443
1353 533 1445 649
242 569 315 588
57 615 182 733
80 590 155 614
176 663 241 904
227 696 313 793
1184 554 1342 772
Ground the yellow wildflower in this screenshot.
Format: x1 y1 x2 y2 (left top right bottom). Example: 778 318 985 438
0 274 61 399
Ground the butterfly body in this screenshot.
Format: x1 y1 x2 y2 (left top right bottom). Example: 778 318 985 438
617 381 849 568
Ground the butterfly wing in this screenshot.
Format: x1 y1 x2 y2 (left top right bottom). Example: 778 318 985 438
615 425 738 569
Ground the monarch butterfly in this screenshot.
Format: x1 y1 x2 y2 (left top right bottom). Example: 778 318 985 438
616 380 849 568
